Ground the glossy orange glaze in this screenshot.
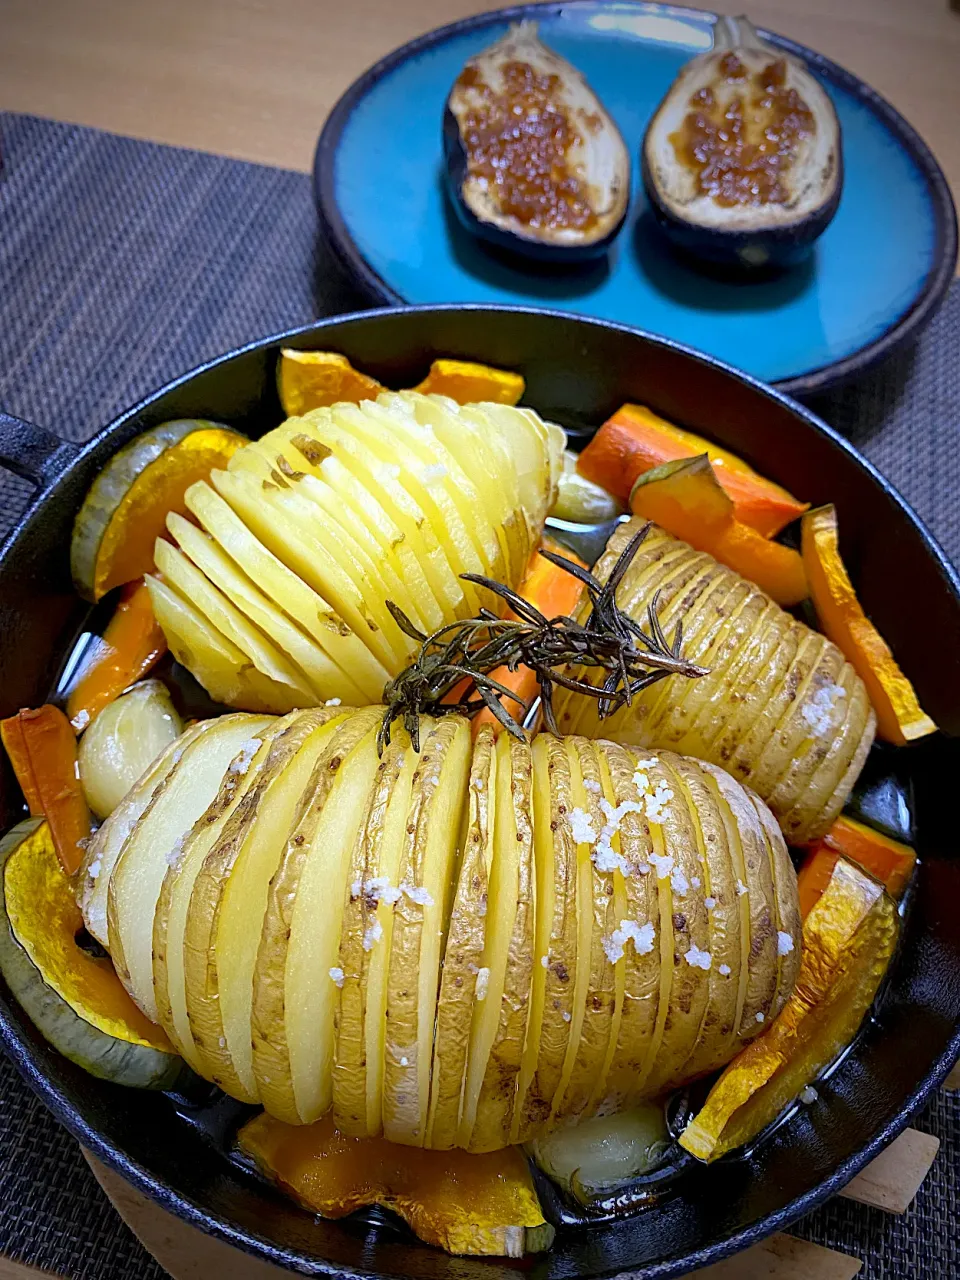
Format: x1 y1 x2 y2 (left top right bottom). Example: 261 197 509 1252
456 61 598 231
670 55 815 206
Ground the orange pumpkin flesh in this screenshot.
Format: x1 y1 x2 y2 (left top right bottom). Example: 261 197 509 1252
4 820 172 1050
680 855 897 1162
799 815 916 915
90 427 247 601
413 358 525 406
630 455 808 606
578 403 808 536
278 351 525 417
238 1110 553 1257
801 504 936 745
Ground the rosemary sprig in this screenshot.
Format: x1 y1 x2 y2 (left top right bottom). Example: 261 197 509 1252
377 524 709 752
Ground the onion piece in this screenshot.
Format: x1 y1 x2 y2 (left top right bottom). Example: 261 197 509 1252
528 1102 670 1203
78 680 183 819
551 451 624 525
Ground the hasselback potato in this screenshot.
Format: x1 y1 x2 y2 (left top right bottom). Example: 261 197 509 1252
146 394 564 711
555 520 876 843
83 707 801 1150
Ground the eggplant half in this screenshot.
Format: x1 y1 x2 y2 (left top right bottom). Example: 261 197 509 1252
443 22 630 263
642 16 842 272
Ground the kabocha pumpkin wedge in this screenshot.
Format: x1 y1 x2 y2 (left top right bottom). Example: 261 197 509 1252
798 816 916 914
680 855 898 1162
0 820 180 1088
555 519 876 844
276 349 524 418
238 1110 553 1258
802 504 937 745
71 419 247 602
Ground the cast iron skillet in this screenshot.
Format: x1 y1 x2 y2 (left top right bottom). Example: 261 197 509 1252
1 305 959 1279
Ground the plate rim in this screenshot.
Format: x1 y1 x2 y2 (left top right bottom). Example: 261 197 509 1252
313 0 958 398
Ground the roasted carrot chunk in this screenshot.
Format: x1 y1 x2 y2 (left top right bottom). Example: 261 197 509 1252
802 504 936 745
680 855 898 1162
1 706 91 876
630 455 808 606
413 359 524 406
471 537 587 736
578 403 808 536
799 815 916 915
65 581 167 732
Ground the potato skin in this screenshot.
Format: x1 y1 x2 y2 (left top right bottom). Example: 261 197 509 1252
555 520 876 843
94 709 801 1149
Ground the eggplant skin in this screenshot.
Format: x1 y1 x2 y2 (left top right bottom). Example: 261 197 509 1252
443 106 627 265
641 142 843 273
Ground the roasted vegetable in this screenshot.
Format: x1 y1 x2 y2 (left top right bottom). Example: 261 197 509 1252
444 22 630 262
468 537 587 735
71 419 247 602
630 455 808 605
802 504 936 745
278 350 384 417
642 15 842 271
277 350 525 418
89 709 800 1144
150 393 565 711
680 854 897 1162
1 705 92 876
798 816 915 914
239 1110 553 1257
65 581 168 732
529 1101 669 1203
0 819 180 1088
551 450 624 525
578 402 808 536
555 519 876 843
78 681 182 820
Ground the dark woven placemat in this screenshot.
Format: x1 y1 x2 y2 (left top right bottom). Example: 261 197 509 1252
0 111 958 1279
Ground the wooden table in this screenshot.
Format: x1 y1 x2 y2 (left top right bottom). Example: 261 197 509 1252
2 0 960 225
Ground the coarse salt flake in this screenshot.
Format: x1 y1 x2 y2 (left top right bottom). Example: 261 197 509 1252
756 1012 765 1023
799 1085 819 1105
229 738 262 775
362 920 383 951
87 858 101 881
402 883 434 907
684 945 712 970
324 697 342 706
603 919 656 963
365 875 403 905
540 955 550 968
737 879 748 897
670 865 690 896
583 778 602 793
475 967 490 1001
329 967 345 988
562 1010 572 1023
691 876 701 890
718 963 731 976
801 683 847 737
777 930 795 956
649 852 674 880
400 1056 409 1067
569 807 597 844
704 896 717 910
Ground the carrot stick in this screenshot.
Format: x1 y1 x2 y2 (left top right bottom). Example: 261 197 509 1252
0 717 44 815
472 538 587 737
66 580 167 731
2 706 92 875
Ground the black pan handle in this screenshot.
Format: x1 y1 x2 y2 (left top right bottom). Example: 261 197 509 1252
0 412 81 490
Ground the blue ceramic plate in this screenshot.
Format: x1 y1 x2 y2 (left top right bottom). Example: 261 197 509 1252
315 1 957 396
